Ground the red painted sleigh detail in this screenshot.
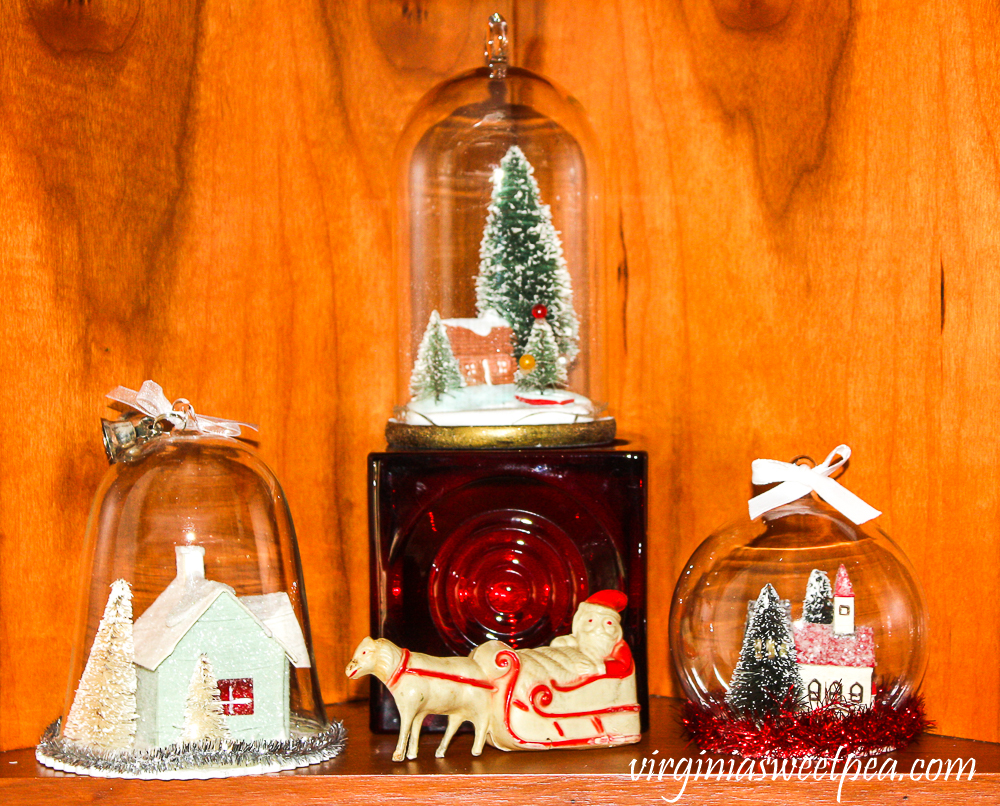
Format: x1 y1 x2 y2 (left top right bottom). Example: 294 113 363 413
547 642 635 693
491 649 641 749
514 394 574 406
529 683 642 719
386 648 410 688
389 647 497 691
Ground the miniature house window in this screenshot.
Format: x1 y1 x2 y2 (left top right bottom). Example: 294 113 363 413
828 681 843 703
218 678 254 716
839 605 850 615
849 682 864 703
808 679 822 704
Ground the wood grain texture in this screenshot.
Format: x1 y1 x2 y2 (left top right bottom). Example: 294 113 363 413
2 0 999 753
514 0 1000 743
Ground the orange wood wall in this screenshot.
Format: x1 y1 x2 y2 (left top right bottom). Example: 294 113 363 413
2 0 998 750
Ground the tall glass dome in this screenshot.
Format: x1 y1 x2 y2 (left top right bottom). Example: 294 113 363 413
388 14 612 449
38 383 344 778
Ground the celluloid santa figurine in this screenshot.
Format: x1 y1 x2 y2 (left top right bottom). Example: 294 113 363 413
547 590 634 676
346 591 641 759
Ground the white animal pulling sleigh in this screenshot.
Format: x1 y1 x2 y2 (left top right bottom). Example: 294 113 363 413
346 591 641 759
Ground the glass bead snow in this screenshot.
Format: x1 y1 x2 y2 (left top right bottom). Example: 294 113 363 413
669 447 928 758
388 13 612 448
37 382 344 778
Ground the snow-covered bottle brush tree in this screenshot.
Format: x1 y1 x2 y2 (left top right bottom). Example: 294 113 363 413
63 579 138 751
476 144 580 363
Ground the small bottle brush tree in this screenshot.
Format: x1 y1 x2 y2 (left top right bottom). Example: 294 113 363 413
476 145 580 362
516 317 567 392
182 654 229 745
63 579 138 751
727 584 804 718
802 569 834 624
410 310 465 402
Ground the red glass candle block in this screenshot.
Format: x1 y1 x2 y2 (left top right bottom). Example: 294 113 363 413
367 444 648 733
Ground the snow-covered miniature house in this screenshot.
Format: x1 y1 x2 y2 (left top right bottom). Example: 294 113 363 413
442 313 515 387
793 566 875 708
730 567 875 714
132 546 310 748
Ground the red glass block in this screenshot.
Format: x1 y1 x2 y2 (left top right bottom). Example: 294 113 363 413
368 444 648 733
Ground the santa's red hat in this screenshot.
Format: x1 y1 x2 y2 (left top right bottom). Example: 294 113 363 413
584 590 628 613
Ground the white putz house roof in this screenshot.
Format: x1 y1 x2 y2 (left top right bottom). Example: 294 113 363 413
133 546 311 671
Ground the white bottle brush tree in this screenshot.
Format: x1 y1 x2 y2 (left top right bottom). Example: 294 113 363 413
63 579 138 751
476 145 580 363
182 654 229 745
802 569 834 624
516 317 567 392
410 310 465 402
726 584 804 718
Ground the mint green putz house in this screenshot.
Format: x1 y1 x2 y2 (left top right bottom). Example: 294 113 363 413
132 546 310 749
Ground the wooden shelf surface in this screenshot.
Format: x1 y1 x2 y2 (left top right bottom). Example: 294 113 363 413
2 698 997 804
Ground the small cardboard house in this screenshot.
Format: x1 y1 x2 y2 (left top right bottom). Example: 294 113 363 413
442 312 515 386
793 566 875 708
132 546 310 748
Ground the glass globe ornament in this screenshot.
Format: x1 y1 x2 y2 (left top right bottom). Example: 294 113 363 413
388 13 613 449
37 382 345 778
669 447 928 758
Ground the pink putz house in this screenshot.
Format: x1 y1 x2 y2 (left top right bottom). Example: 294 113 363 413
794 565 875 708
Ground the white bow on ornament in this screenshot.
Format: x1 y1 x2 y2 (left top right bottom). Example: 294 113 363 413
106 380 258 438
747 444 881 526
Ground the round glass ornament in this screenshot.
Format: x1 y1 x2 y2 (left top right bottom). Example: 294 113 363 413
670 465 928 757
388 13 613 448
38 390 344 778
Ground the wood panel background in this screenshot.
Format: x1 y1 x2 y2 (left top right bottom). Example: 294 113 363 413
1 0 998 751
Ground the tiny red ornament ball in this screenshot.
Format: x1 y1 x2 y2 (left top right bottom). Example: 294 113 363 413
531 304 548 319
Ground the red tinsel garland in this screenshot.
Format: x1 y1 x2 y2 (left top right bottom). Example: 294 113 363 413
682 689 930 759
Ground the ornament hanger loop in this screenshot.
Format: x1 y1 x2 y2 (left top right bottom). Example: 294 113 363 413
485 13 509 78
748 444 881 525
106 380 258 438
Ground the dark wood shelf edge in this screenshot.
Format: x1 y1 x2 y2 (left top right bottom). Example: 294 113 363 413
2 698 997 805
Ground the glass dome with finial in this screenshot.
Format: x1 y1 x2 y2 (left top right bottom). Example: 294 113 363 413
669 446 928 758
36 381 345 779
388 13 612 449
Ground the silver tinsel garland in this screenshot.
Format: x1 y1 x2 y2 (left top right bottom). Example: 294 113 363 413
36 717 347 779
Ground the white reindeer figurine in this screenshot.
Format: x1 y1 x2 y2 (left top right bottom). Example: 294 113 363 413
346 636 493 761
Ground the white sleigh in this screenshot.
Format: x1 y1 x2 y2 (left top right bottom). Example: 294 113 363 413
470 640 641 751
347 591 642 759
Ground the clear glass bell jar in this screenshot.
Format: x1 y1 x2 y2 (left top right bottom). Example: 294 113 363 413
39 393 342 778
388 13 613 449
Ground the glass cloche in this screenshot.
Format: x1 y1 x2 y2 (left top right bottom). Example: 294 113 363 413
388 13 612 448
37 382 344 778
669 447 928 758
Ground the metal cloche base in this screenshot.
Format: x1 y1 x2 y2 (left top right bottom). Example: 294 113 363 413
385 418 617 449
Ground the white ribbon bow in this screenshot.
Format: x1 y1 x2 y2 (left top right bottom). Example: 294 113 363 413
106 380 258 438
747 445 881 525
